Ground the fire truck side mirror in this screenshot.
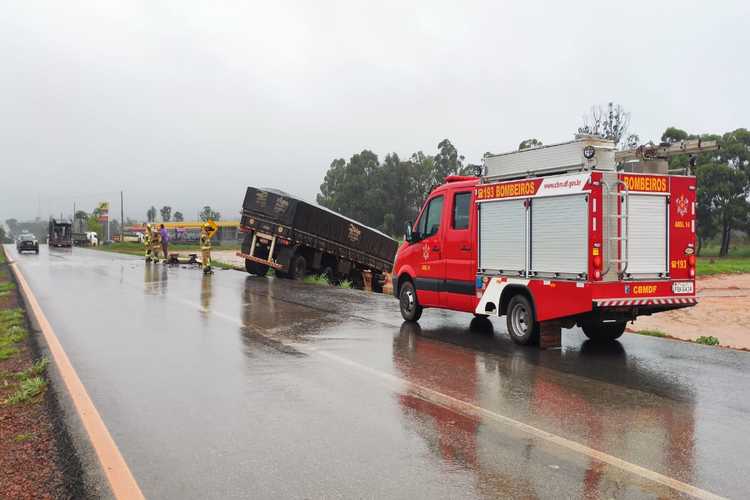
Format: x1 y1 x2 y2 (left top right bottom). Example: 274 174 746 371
405 221 414 243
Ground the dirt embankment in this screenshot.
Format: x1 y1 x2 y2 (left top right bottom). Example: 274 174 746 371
631 274 750 349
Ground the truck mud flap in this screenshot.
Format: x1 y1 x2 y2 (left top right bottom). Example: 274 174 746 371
235 252 284 270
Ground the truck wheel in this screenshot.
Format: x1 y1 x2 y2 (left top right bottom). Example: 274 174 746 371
289 255 307 280
399 281 423 322
245 259 269 276
581 321 626 341
35 249 39 254
506 295 539 345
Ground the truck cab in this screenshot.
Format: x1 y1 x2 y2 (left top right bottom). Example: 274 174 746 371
395 176 479 317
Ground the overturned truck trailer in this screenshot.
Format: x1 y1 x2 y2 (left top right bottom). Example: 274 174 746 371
237 187 397 288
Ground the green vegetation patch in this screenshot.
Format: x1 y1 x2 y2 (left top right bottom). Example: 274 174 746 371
14 433 34 443
4 376 47 405
338 279 353 289
695 335 720 346
697 257 750 276
16 357 48 380
0 325 28 346
635 329 667 338
304 274 330 286
0 346 19 361
0 282 15 296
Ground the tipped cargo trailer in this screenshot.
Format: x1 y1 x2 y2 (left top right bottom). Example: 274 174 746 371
237 187 397 288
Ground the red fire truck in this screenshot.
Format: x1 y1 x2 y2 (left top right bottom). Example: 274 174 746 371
393 136 717 346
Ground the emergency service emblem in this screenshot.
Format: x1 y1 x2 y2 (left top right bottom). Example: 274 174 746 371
422 243 430 261
347 224 362 243
675 195 689 217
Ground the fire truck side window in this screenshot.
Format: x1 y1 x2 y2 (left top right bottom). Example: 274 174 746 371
452 192 470 230
422 195 444 237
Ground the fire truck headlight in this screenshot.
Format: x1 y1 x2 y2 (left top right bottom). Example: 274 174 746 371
593 269 601 281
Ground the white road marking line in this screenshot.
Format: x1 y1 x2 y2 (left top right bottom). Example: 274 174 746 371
175 295 726 500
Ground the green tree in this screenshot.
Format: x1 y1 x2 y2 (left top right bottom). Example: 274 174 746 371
434 139 466 181
0 226 9 243
519 138 542 150
147 206 157 223
173 211 184 222
160 206 172 222
199 206 220 222
661 127 689 144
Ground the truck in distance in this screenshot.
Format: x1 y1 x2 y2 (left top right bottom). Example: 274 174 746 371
48 218 73 248
16 233 39 254
392 136 714 345
237 187 398 287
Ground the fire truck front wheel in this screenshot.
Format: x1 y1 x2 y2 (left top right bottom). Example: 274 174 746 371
581 321 626 341
506 295 539 345
399 281 423 322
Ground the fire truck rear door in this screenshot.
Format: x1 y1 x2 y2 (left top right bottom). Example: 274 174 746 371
627 193 669 277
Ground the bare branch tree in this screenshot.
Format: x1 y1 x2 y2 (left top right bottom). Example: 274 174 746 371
578 102 631 146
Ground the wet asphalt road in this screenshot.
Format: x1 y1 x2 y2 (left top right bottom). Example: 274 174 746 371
6 245 750 499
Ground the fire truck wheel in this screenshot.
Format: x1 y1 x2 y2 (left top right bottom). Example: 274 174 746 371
581 321 626 341
506 295 539 345
399 281 423 322
289 255 307 280
245 259 270 276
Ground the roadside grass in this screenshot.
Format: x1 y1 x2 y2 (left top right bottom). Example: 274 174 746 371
697 257 750 276
0 282 13 296
0 346 19 361
695 335 720 346
700 242 750 258
634 329 667 338
14 433 34 443
16 357 48 380
338 279 353 289
5 376 47 405
304 274 330 286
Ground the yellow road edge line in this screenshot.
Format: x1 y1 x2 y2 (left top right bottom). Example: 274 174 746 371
9 259 145 500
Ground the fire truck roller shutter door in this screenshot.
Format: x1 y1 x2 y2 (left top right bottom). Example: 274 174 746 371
627 194 668 276
479 199 525 273
530 194 588 276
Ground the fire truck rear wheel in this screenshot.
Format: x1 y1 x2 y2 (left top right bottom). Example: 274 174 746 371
581 321 626 341
506 295 539 345
399 281 423 322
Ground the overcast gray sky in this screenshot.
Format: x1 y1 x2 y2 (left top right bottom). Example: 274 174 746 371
1 0 747 223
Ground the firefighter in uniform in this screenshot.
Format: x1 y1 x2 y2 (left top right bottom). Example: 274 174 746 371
200 221 217 274
144 224 154 262
151 225 163 262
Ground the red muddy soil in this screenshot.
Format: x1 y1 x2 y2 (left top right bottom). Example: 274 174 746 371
0 256 80 499
631 274 750 349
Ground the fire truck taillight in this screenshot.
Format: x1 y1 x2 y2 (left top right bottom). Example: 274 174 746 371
592 252 602 280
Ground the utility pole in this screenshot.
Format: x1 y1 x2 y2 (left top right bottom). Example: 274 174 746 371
120 191 124 241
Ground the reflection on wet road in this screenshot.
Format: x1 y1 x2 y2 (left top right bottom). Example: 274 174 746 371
7 245 750 499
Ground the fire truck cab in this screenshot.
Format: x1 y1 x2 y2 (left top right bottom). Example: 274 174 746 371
393 136 708 346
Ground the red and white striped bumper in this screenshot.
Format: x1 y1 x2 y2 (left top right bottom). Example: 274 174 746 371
595 297 698 307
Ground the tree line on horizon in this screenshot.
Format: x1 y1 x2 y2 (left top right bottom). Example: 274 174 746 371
316 105 749 257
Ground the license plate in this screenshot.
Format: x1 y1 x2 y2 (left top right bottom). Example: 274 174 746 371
672 281 694 294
